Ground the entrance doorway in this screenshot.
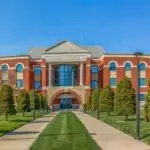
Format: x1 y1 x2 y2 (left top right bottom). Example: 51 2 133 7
60 98 72 109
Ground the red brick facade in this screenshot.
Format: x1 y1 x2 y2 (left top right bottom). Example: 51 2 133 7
0 53 149 107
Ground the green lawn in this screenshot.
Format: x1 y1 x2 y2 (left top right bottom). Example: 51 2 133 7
87 110 150 145
0 110 48 136
30 111 101 150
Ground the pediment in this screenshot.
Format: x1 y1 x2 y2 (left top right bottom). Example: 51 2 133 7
44 41 90 54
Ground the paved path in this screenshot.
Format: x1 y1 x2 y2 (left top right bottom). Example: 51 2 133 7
74 111 150 150
0 113 57 150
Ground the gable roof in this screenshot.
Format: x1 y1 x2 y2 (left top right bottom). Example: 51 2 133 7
44 40 90 54
28 40 104 59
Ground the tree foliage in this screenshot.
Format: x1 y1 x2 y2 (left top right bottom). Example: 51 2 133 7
100 85 114 115
144 78 150 121
0 85 16 121
30 90 40 110
91 88 101 111
16 89 30 116
114 77 136 120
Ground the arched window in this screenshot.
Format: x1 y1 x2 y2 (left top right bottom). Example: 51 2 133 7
139 63 146 71
2 65 8 85
139 63 146 87
124 63 131 71
2 65 8 72
109 62 116 71
16 64 24 88
16 64 23 72
109 62 117 86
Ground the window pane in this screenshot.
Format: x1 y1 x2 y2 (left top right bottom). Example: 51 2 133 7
34 81 41 90
17 79 23 88
91 80 98 89
140 94 145 101
34 67 41 75
16 64 23 72
139 63 146 71
2 65 8 72
109 62 116 71
124 63 131 71
91 65 98 73
140 78 146 86
110 78 116 86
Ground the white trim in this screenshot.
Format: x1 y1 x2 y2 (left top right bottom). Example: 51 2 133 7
15 62 25 69
140 61 148 67
0 56 29 60
123 61 133 67
111 86 116 88
1 63 9 70
108 60 119 67
140 92 147 94
140 86 147 88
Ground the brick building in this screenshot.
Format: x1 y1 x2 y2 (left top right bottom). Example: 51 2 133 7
0 40 148 110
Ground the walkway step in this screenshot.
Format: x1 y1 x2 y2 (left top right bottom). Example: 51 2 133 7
74 111 150 150
0 113 57 150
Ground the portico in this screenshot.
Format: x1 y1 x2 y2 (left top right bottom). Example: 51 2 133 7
41 41 91 110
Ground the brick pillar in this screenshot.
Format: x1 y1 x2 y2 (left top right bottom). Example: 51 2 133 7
117 67 124 83
24 68 30 91
131 67 137 91
85 58 91 86
103 67 109 87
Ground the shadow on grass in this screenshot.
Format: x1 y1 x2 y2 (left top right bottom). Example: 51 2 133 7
40 132 82 137
8 131 40 135
127 118 144 121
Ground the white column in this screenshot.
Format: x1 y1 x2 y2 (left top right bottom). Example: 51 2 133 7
49 64 52 86
80 63 83 86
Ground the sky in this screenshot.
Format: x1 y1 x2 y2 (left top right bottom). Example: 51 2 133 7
0 0 150 56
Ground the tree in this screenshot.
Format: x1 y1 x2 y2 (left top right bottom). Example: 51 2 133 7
91 88 101 111
86 94 92 111
0 85 16 121
114 77 136 120
144 78 150 121
16 89 30 116
30 90 40 110
100 85 114 115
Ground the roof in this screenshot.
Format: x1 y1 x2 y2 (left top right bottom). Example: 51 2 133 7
28 40 104 59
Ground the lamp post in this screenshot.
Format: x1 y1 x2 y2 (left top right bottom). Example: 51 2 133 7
32 83 35 120
97 67 100 120
133 52 143 140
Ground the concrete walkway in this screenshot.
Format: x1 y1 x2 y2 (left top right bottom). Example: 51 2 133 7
74 111 150 150
0 113 57 150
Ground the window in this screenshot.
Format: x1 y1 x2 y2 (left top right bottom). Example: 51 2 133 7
110 78 116 86
91 65 98 73
2 65 8 85
17 79 23 88
139 63 146 71
16 64 23 72
124 63 131 71
2 65 8 72
91 80 98 89
140 94 145 101
140 78 146 86
34 66 41 75
55 65 78 86
109 62 116 71
34 81 41 90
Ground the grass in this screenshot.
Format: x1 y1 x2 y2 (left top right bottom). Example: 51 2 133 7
30 111 101 150
87 110 150 145
0 110 48 136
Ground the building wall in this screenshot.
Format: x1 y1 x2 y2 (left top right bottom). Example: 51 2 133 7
0 54 149 106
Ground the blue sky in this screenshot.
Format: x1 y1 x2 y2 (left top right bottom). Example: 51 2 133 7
0 0 150 56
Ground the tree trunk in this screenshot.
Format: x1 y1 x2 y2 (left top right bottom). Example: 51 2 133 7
107 111 110 116
125 115 128 121
23 111 25 117
5 112 8 121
